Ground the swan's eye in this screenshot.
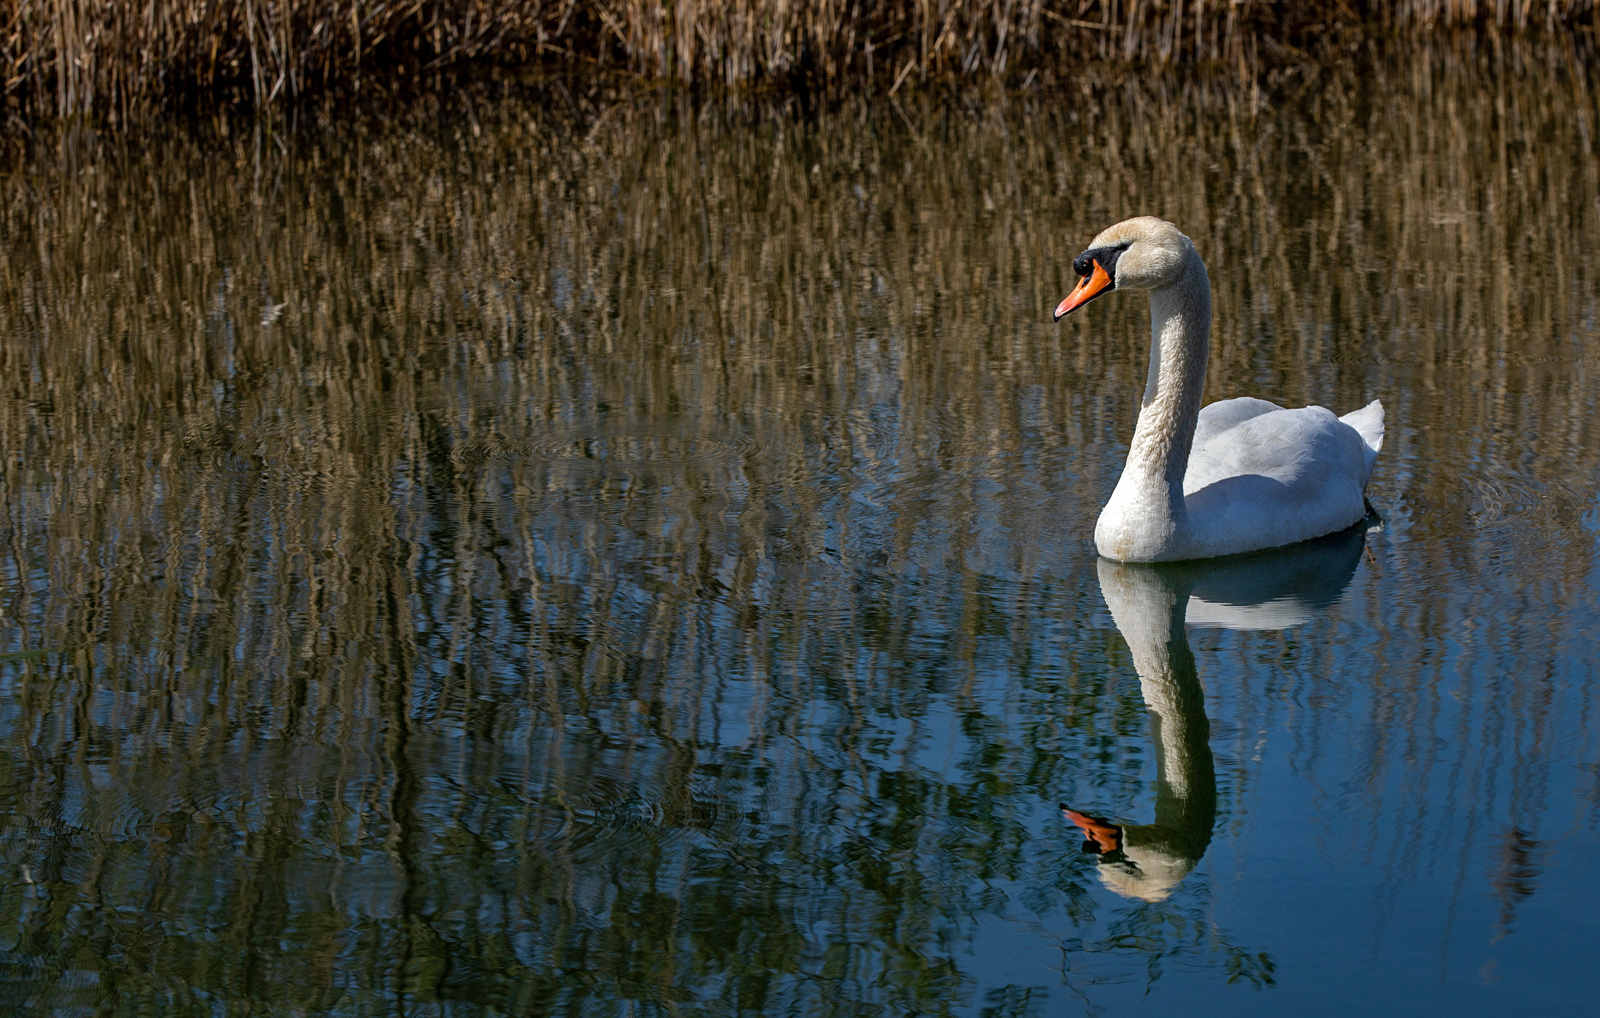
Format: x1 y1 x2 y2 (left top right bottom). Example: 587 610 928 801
1073 244 1127 279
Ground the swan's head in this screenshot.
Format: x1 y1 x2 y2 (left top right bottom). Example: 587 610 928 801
1054 217 1198 320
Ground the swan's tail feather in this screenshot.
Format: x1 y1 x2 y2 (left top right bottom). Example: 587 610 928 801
1340 399 1385 486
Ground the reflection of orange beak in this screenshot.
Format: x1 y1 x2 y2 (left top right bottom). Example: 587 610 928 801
1054 260 1114 320
1063 807 1124 855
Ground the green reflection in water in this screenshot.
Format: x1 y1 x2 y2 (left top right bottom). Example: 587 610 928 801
0 43 1598 1016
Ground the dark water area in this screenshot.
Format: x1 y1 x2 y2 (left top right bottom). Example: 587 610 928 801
1 46 1599 1016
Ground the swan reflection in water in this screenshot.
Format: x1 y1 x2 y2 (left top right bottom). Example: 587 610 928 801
1064 522 1373 901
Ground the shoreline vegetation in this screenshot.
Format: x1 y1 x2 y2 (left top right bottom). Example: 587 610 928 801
0 1 1595 126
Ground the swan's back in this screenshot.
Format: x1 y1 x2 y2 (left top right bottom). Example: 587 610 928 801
1179 397 1384 558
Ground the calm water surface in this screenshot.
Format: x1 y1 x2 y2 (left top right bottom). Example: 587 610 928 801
1 48 1598 1016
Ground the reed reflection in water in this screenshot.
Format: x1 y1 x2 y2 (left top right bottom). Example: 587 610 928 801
1 46 1599 1015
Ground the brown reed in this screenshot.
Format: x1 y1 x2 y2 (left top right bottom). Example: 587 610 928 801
0 1 1594 124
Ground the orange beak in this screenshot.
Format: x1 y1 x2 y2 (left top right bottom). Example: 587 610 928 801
1054 259 1114 320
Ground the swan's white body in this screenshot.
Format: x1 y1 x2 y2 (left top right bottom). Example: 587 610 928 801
1057 217 1384 562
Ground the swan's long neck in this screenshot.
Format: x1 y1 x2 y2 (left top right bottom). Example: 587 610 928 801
1096 255 1211 561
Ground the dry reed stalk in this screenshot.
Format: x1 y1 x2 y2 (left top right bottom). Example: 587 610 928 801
0 2 1595 122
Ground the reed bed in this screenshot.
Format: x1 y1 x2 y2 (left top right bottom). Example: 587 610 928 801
0 1 1595 123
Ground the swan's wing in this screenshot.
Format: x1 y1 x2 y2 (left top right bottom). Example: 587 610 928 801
1184 404 1368 496
1180 405 1372 555
1183 398 1284 498
1192 397 1283 452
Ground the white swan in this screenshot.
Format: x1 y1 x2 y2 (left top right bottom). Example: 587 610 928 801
1054 217 1384 562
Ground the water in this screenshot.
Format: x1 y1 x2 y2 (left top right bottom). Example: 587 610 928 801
1 46 1598 1016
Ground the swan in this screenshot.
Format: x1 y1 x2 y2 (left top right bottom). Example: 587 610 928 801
1054 217 1384 562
